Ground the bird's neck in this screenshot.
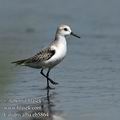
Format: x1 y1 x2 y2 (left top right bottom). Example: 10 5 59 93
51 34 67 53
54 34 67 45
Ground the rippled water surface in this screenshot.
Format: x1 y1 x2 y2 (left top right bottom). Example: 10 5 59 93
0 0 120 120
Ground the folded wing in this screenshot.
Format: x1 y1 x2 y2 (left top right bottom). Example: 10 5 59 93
12 48 55 65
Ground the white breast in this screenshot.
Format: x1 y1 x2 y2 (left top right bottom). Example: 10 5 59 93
44 36 67 68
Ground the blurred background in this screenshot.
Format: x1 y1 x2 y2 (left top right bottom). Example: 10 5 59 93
0 0 120 120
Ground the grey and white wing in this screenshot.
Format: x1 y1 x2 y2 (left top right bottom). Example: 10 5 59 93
27 48 55 63
12 47 55 65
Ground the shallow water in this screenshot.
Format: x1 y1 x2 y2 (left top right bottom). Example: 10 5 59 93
0 0 120 120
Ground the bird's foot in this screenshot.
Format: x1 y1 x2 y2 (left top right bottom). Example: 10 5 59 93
48 78 58 85
45 86 55 90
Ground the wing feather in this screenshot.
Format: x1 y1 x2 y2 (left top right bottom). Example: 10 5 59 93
12 48 55 65
24 48 55 63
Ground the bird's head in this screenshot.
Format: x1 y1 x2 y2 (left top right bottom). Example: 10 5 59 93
56 24 80 38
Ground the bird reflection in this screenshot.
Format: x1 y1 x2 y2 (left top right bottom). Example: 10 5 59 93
17 89 64 120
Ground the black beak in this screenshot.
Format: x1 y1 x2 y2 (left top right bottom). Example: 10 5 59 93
71 32 80 38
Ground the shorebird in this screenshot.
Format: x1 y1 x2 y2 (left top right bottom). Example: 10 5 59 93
12 24 80 89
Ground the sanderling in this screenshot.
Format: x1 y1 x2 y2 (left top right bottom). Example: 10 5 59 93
12 24 80 89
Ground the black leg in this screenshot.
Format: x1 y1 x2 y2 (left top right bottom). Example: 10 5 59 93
40 69 58 85
46 69 51 89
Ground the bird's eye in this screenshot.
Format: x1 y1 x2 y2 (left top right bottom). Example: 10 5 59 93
64 28 68 31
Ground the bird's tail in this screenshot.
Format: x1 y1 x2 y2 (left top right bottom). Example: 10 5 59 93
11 59 27 65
